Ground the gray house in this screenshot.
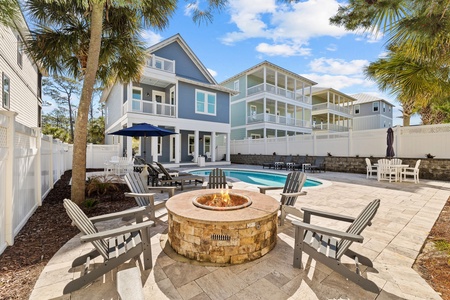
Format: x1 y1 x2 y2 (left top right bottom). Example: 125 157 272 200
102 34 235 165
351 93 394 130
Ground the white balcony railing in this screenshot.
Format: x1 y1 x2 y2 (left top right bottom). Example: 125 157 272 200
247 83 310 104
312 122 349 132
145 55 175 73
247 113 311 128
312 102 351 114
123 100 176 117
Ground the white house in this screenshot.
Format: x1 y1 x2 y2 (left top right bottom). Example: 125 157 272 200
351 93 394 130
0 9 43 128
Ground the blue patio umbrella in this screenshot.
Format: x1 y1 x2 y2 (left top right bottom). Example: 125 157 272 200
386 127 395 158
109 123 177 157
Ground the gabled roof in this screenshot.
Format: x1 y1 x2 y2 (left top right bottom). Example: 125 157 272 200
220 60 317 86
147 33 217 85
351 93 395 106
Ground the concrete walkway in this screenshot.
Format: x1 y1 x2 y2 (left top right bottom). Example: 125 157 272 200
29 167 450 300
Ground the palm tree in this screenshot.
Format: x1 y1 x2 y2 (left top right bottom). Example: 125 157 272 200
0 0 20 27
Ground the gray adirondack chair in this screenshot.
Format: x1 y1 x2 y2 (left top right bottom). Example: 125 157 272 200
292 199 380 293
202 168 233 189
259 171 307 225
62 199 153 294
124 172 175 223
155 161 203 190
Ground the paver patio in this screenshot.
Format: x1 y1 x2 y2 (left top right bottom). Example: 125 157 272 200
29 166 450 299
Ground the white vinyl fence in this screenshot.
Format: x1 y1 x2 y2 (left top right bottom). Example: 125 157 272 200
0 111 120 255
231 124 450 159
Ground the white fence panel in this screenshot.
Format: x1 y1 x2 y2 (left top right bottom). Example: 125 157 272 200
41 136 52 198
398 125 450 158
0 113 8 254
288 135 314 156
315 132 349 157
352 128 386 157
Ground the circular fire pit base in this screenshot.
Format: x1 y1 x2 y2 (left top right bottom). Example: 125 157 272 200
166 189 279 265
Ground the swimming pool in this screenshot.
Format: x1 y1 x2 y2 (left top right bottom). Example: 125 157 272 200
188 169 322 187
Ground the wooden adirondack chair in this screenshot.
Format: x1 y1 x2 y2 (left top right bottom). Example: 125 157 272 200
155 161 203 190
292 199 380 293
202 168 233 189
259 171 307 225
124 172 175 223
62 199 153 294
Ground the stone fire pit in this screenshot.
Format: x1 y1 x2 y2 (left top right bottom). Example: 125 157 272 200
166 189 279 264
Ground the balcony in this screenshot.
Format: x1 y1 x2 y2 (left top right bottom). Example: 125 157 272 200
312 102 351 115
312 122 349 132
247 113 311 128
122 99 176 117
247 83 310 104
145 55 175 73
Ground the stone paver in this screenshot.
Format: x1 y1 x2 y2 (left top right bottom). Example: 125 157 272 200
29 166 449 300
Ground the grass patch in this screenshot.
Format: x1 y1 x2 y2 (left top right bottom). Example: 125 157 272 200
434 240 450 252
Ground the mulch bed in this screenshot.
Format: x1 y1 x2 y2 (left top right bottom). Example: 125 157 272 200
0 170 448 299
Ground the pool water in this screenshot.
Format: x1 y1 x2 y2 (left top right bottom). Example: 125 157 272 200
188 169 322 187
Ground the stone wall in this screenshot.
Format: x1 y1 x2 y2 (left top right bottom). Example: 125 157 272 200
230 154 450 181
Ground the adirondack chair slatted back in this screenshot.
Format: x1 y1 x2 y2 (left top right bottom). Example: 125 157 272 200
63 199 109 259
207 168 228 189
281 172 306 206
125 172 151 207
155 162 173 180
336 199 380 259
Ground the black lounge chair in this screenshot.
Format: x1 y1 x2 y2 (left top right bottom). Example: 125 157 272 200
262 155 281 169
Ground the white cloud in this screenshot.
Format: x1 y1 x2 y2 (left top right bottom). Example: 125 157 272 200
141 30 163 46
303 73 373 90
309 57 370 75
184 1 199 17
221 0 350 56
207 68 218 77
255 43 311 56
326 44 338 52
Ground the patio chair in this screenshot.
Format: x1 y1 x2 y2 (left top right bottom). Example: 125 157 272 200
262 155 281 169
62 199 153 294
292 199 380 293
155 161 204 191
365 158 377 179
202 168 233 189
124 172 175 223
258 171 307 226
307 157 326 172
377 159 396 182
290 156 305 171
400 159 421 184
390 158 403 165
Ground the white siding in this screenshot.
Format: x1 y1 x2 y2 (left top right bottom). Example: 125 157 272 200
0 23 40 128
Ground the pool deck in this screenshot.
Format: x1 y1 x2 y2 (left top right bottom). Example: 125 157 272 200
30 165 449 300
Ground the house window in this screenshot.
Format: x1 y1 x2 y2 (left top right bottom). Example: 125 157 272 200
373 102 379 112
170 86 175 105
157 137 162 155
203 135 211 155
188 134 195 155
354 105 360 115
2 73 10 109
234 80 239 91
195 89 216 115
383 103 386 112
17 35 23 68
251 134 261 139
132 87 142 111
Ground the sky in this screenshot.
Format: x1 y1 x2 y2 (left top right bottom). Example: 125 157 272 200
40 0 420 125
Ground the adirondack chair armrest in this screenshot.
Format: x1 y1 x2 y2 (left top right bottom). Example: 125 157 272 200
227 182 233 188
280 191 307 197
80 221 154 243
301 207 355 223
89 206 147 223
202 182 208 189
146 186 175 198
125 192 155 198
291 220 364 242
258 186 283 194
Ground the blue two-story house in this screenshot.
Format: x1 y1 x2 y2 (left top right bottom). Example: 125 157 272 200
101 34 235 165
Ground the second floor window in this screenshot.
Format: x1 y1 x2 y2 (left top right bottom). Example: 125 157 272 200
17 35 23 68
354 105 360 115
196 90 216 115
383 103 386 112
2 73 10 109
373 102 379 112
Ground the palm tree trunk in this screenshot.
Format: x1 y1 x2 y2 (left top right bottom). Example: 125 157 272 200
71 2 104 205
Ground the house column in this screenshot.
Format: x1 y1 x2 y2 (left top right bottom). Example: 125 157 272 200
226 133 231 161
211 132 216 162
127 81 133 112
126 121 133 158
175 127 180 164
194 130 199 163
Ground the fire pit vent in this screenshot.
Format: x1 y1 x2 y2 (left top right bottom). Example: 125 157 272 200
211 234 231 241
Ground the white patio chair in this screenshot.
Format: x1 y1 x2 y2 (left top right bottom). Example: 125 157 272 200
377 159 397 182
391 158 403 165
365 158 377 179
401 159 421 184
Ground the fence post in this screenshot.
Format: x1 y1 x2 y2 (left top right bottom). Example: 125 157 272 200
286 135 289 155
34 128 42 206
48 135 54 188
4 111 17 245
348 128 353 157
394 126 401 157
312 132 317 156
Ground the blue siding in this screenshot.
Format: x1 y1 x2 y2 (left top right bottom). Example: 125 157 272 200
178 82 229 123
153 42 210 83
